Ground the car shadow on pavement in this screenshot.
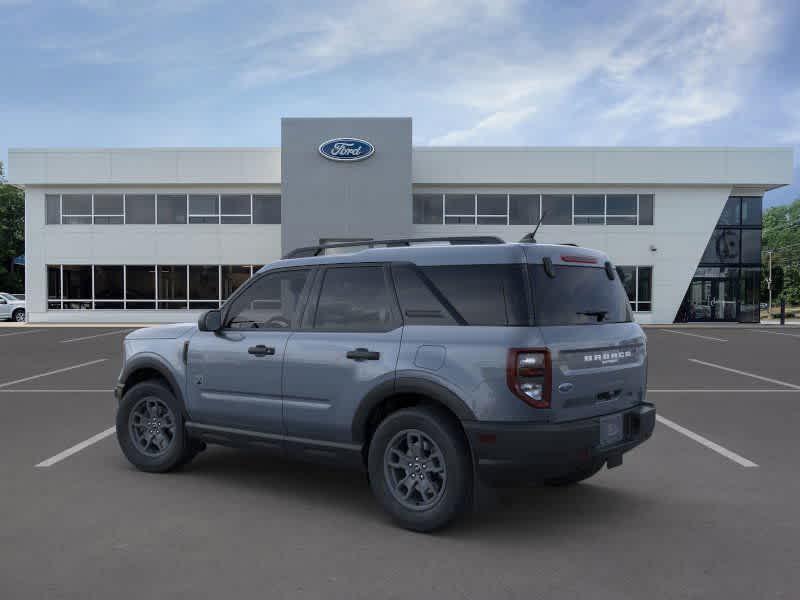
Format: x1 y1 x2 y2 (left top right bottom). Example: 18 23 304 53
167 446 650 538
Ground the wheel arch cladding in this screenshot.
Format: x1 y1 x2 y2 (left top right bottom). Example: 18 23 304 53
353 377 477 459
120 357 186 414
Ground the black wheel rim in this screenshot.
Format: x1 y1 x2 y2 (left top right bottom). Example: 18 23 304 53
128 396 177 457
384 429 447 511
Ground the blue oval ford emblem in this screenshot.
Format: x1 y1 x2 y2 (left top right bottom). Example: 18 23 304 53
318 138 375 162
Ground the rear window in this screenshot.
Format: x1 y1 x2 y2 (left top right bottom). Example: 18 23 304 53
530 265 632 325
393 264 528 326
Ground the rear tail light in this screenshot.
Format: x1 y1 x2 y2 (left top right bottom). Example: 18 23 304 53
507 348 551 408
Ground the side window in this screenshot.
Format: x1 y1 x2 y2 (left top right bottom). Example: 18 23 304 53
314 266 395 331
392 265 457 325
420 264 528 326
226 269 310 329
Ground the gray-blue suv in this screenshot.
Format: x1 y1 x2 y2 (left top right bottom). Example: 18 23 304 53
115 237 655 531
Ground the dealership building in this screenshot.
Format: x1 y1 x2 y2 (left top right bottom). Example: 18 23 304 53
8 117 794 324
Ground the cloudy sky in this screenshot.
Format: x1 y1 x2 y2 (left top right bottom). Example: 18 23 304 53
1 0 798 206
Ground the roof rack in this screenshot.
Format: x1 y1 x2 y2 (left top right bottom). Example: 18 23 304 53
284 236 505 259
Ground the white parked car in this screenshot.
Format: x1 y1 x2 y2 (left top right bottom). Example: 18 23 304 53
0 293 26 322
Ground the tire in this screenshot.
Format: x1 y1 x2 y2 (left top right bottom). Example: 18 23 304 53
12 309 25 322
116 380 197 473
368 406 472 532
543 461 604 486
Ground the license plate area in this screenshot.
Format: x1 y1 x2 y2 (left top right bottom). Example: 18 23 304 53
598 413 624 447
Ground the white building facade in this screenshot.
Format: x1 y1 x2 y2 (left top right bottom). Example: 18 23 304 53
9 118 794 325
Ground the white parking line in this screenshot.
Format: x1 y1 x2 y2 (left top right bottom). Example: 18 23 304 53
59 329 131 343
0 359 107 389
649 388 800 393
688 358 800 390
0 389 112 393
35 427 116 468
656 415 758 468
0 329 45 338
659 329 727 342
747 329 800 338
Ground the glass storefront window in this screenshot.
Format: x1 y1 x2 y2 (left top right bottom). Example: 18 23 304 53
739 268 760 323
717 197 741 226
741 197 762 226
701 229 741 263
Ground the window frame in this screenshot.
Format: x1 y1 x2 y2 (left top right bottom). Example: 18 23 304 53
617 265 653 313
304 263 402 333
220 265 316 331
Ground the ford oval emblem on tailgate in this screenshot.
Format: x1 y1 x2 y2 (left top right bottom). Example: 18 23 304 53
558 382 574 393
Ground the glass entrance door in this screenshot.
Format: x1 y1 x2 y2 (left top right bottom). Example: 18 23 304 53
683 277 738 321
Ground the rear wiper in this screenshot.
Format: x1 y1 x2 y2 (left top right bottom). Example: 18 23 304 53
576 310 608 322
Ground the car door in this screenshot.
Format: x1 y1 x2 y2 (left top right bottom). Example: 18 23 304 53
186 267 314 435
0 296 9 319
283 264 402 445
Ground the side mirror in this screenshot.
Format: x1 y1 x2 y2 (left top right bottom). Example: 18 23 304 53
198 309 222 332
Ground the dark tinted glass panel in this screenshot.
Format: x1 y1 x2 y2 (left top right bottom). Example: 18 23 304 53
477 216 507 225
413 194 443 224
125 194 155 224
221 194 250 215
637 302 651 312
253 194 281 224
47 265 61 299
477 194 506 215
617 266 636 302
445 216 475 224
157 194 187 224
126 266 156 299
541 195 571 224
95 302 124 310
46 194 60 224
62 265 92 299
48 301 62 310
222 265 251 299
717 197 740 226
739 267 760 323
62 194 91 215
392 265 457 325
445 194 474 215
509 194 540 225
62 216 92 224
315 267 394 331
93 215 124 224
637 267 652 302
574 195 604 215
421 265 528 326
227 269 310 329
126 301 156 310
189 265 219 300
158 266 187 300
573 215 604 224
741 196 762 226
64 301 92 310
606 216 637 225
740 229 761 263
94 194 123 215
606 194 636 215
638 194 654 225
189 301 218 309
221 215 250 224
93 266 123 299
701 229 740 263
158 301 188 310
530 265 631 325
189 194 219 215
189 216 219 224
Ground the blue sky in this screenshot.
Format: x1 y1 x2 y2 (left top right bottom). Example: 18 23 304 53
1 0 798 206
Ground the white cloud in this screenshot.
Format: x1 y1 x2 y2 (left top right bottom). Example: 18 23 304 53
429 107 536 145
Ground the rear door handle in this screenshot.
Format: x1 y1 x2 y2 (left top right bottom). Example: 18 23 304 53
346 348 380 361
248 345 275 356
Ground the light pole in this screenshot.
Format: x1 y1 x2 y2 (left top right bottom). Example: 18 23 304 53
767 250 773 316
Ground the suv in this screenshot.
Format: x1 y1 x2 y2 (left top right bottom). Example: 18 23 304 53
114 239 654 531
0 293 26 322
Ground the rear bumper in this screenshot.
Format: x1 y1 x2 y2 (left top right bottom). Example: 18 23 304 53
464 403 655 485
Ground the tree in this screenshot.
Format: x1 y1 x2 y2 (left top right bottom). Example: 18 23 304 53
0 161 25 293
762 197 800 306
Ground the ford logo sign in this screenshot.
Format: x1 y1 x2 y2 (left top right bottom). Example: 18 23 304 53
318 138 375 162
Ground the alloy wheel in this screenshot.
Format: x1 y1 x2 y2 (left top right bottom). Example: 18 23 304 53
384 429 447 511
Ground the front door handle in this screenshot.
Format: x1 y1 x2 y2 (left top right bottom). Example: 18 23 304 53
248 345 275 356
346 348 380 361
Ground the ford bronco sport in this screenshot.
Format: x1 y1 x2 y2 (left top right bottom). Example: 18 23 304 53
115 237 654 531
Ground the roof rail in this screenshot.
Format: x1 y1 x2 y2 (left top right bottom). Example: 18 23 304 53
284 236 505 259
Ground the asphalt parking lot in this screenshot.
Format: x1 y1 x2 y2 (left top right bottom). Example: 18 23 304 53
1 325 799 599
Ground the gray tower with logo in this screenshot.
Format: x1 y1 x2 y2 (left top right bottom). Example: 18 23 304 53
280 117 413 255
